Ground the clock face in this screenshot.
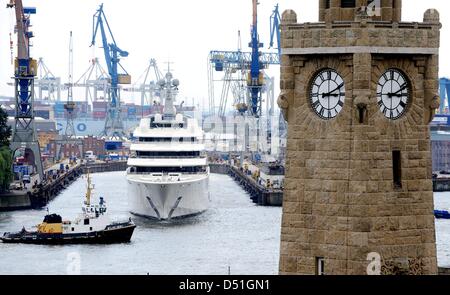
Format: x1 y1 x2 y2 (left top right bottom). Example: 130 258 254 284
309 69 345 120
377 69 410 120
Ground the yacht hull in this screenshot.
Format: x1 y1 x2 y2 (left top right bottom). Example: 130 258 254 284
127 175 209 220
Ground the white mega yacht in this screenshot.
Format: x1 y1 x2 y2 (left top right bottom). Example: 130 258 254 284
126 72 210 220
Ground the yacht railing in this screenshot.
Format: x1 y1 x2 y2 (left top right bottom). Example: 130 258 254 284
127 171 209 176
129 155 207 160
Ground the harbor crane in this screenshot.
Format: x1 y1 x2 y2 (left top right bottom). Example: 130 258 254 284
91 3 131 140
55 31 82 161
64 31 76 139
7 0 44 182
75 58 109 104
123 58 163 117
440 78 450 114
269 4 281 58
35 58 62 101
248 0 264 117
56 31 83 160
208 2 281 118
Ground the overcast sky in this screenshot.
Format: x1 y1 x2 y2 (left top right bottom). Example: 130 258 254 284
0 0 449 108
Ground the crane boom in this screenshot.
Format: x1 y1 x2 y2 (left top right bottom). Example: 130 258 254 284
91 4 130 140
440 78 450 114
269 4 281 57
9 0 27 59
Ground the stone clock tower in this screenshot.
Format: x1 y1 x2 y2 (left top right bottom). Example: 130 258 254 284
278 0 441 275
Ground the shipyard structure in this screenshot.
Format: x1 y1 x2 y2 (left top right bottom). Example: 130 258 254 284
278 0 440 275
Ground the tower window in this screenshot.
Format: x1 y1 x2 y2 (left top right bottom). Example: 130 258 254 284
341 0 356 8
325 0 331 9
393 151 402 189
316 257 325 275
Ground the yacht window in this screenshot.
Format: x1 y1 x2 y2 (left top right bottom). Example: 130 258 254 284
138 137 197 143
135 166 207 174
136 151 200 158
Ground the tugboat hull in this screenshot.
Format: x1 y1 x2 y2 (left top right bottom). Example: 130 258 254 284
1 223 136 245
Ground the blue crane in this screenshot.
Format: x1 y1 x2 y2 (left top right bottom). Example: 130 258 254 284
440 78 450 114
91 3 131 140
209 2 281 117
248 0 264 117
269 4 281 58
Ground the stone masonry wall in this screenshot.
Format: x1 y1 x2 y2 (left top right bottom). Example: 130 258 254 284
278 8 441 275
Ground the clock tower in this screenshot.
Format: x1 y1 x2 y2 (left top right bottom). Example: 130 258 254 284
278 0 441 275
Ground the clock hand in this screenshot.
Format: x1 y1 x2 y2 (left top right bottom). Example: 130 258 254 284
322 93 337 97
387 93 404 98
322 83 344 97
393 84 408 94
328 83 344 96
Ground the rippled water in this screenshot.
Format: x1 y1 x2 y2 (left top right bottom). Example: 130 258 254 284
434 193 450 268
1 172 450 274
0 172 282 275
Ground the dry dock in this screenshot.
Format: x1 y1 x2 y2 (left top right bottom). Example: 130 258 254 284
1 161 282 211
210 163 283 206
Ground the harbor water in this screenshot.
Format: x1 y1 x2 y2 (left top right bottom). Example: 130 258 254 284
0 172 282 275
1 172 450 274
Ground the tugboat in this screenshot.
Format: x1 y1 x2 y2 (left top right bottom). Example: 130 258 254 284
1 173 136 244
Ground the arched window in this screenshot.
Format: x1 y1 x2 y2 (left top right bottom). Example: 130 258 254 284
341 0 356 8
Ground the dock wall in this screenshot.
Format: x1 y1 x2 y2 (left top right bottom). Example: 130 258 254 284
0 164 83 212
433 179 450 192
82 161 128 174
228 165 283 207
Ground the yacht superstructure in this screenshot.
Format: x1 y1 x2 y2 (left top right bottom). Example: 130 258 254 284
126 72 209 220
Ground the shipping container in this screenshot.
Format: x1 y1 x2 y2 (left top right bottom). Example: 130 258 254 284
93 111 107 119
77 102 88 113
13 165 32 176
92 101 108 112
127 106 137 117
105 140 122 151
54 102 65 112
